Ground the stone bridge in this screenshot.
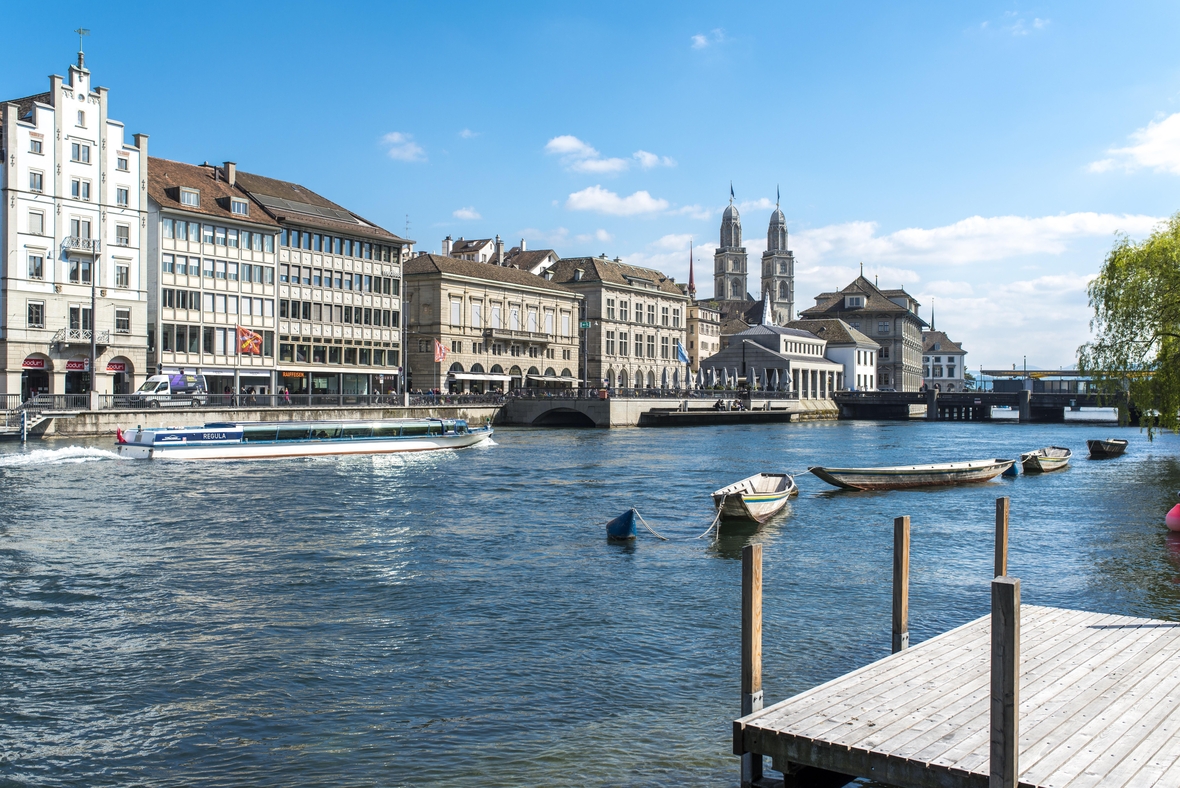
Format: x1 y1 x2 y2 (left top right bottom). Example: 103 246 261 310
834 390 1125 422
498 395 837 427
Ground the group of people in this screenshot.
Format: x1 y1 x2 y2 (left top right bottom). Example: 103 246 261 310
712 398 746 411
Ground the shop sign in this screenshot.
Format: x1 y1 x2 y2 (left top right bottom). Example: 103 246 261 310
66 359 90 372
22 358 46 369
107 361 127 373
281 371 305 378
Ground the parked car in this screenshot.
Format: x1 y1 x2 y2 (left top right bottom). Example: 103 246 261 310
130 374 209 408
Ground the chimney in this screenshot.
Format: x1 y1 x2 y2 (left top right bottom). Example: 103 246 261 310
495 235 504 265
223 161 236 186
520 237 527 252
442 235 452 256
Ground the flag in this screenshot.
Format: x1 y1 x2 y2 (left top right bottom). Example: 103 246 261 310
237 325 262 355
434 339 448 363
677 340 689 365
730 181 734 200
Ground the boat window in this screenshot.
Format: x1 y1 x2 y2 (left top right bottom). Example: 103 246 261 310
401 424 429 436
427 424 442 436
371 425 401 438
342 426 372 439
276 426 311 441
243 427 277 442
311 426 341 440
456 423 468 434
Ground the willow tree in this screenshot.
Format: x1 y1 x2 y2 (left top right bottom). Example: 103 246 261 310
1078 213 1180 433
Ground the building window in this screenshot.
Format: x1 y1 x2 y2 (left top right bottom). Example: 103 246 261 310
661 336 670 359
116 264 129 288
635 334 643 357
28 211 44 235
116 224 130 246
231 198 249 216
647 304 656 324
606 298 615 320
70 143 90 163
29 138 43 154
117 156 129 171
181 188 200 207
606 330 616 355
71 179 91 201
68 258 92 284
27 301 45 328
662 306 669 326
619 301 629 322
70 218 92 239
115 308 131 333
28 254 44 279
29 171 43 192
880 346 890 360
451 340 462 353
878 321 890 334
227 229 238 248
619 332 628 356
116 187 129 206
215 227 227 246
77 110 85 127
647 335 655 358
216 261 227 280
451 298 462 327
672 308 681 328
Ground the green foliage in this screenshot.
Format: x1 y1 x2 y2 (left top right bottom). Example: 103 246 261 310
1078 213 1180 435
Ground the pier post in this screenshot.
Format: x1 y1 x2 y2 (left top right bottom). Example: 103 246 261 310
1017 389 1031 422
741 543 763 785
892 516 910 653
990 576 1020 788
995 497 1010 577
926 388 939 420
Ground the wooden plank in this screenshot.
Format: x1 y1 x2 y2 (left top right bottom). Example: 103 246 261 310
893 515 910 653
991 577 1020 788
742 543 764 785
995 497 1009 577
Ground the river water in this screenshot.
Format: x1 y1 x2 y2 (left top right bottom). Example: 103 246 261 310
2 421 1179 787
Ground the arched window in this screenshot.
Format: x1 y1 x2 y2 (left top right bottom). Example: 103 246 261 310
730 280 741 298
779 281 789 299
619 370 628 388
779 262 787 275
544 367 556 377
449 362 464 373
490 364 504 374
647 371 656 388
471 363 485 373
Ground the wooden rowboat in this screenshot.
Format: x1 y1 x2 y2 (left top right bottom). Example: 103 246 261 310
606 508 638 540
711 473 798 523
1020 446 1072 473
808 458 1016 491
1087 438 1128 459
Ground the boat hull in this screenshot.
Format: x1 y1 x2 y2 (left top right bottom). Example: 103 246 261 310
711 474 797 523
809 459 1015 491
1087 439 1128 459
606 509 638 540
115 429 492 460
1020 447 1072 473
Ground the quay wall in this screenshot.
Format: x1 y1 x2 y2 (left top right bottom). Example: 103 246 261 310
39 406 502 437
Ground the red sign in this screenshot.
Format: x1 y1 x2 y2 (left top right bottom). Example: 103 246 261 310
22 358 46 369
281 371 305 378
107 361 127 372
66 359 90 372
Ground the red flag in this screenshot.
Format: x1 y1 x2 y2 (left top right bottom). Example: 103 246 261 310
433 339 449 363
237 325 262 356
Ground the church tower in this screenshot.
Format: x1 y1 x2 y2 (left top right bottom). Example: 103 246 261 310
714 190 748 301
761 196 795 324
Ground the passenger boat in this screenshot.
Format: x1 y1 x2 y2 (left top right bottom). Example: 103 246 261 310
1020 446 1072 473
808 458 1016 491
606 509 638 540
114 418 492 460
711 473 798 523
1087 438 1128 459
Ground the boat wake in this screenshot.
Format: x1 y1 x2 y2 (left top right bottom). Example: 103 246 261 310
0 446 129 468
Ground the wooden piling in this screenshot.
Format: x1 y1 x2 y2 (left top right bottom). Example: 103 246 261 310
990 576 1020 788
995 497 1010 578
741 544 763 785
892 516 910 653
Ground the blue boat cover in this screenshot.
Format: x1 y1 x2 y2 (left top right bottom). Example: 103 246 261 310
606 509 638 540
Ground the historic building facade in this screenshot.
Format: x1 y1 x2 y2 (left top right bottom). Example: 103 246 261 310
686 301 721 372
547 256 688 390
146 159 279 395
922 330 968 391
1 53 148 400
799 276 926 391
712 192 797 326
405 254 581 392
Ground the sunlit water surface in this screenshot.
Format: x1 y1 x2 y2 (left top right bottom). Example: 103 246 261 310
2 421 1179 787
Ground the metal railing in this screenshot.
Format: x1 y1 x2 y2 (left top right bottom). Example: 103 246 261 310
52 328 110 344
24 394 91 411
63 236 100 253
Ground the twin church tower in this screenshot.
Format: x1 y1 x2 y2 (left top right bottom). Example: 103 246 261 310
711 191 795 326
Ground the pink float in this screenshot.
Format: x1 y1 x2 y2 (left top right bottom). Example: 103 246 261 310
1167 502 1180 531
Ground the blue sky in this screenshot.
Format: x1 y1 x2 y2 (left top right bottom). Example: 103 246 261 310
5 1 1180 369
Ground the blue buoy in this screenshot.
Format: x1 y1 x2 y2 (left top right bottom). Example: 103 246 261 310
606 508 638 541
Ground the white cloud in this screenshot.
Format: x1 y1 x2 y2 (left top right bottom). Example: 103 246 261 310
670 204 714 221
691 29 726 49
517 227 570 246
459 129 479 139
566 186 670 216
452 206 481 221
792 212 1162 266
576 229 614 243
1090 112 1180 175
738 197 776 212
381 132 426 162
545 135 673 174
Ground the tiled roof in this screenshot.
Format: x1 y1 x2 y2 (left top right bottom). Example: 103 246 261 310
148 158 278 226
502 248 558 271
2 92 51 121
546 257 686 296
801 275 926 324
922 330 966 354
450 238 494 253
235 169 409 244
737 324 821 340
405 254 579 295
786 319 876 347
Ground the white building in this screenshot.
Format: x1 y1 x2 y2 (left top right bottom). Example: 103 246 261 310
787 319 878 391
1 52 148 400
922 330 968 391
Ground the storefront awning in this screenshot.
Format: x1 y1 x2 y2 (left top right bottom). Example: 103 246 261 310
450 372 512 382
527 375 581 383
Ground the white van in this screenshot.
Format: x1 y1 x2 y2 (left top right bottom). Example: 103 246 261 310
131 374 209 407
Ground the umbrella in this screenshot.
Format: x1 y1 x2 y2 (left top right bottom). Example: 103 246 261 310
661 368 669 389
772 369 781 391
733 368 740 388
722 368 730 388
673 369 680 389
709 367 717 388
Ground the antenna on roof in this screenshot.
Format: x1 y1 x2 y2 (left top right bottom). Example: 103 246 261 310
74 28 90 69
859 262 863 277
931 297 935 330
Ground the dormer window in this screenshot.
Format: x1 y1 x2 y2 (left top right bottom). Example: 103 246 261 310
180 188 200 207
844 295 865 309
231 198 249 216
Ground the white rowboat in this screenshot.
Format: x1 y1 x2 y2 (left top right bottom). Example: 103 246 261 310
711 473 798 523
808 458 1016 491
1020 446 1072 473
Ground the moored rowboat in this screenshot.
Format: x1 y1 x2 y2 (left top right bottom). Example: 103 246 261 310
1020 446 1072 473
808 458 1016 491
1087 438 1128 459
711 473 798 522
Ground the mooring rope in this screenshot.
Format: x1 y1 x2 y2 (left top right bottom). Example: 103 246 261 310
633 510 670 540
695 507 724 540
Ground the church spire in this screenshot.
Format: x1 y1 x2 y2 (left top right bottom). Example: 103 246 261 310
688 240 696 300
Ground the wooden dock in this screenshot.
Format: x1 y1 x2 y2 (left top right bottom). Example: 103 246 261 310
732 501 1180 787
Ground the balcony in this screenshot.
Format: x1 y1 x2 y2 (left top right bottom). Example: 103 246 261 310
52 328 109 347
483 327 551 344
63 236 100 254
